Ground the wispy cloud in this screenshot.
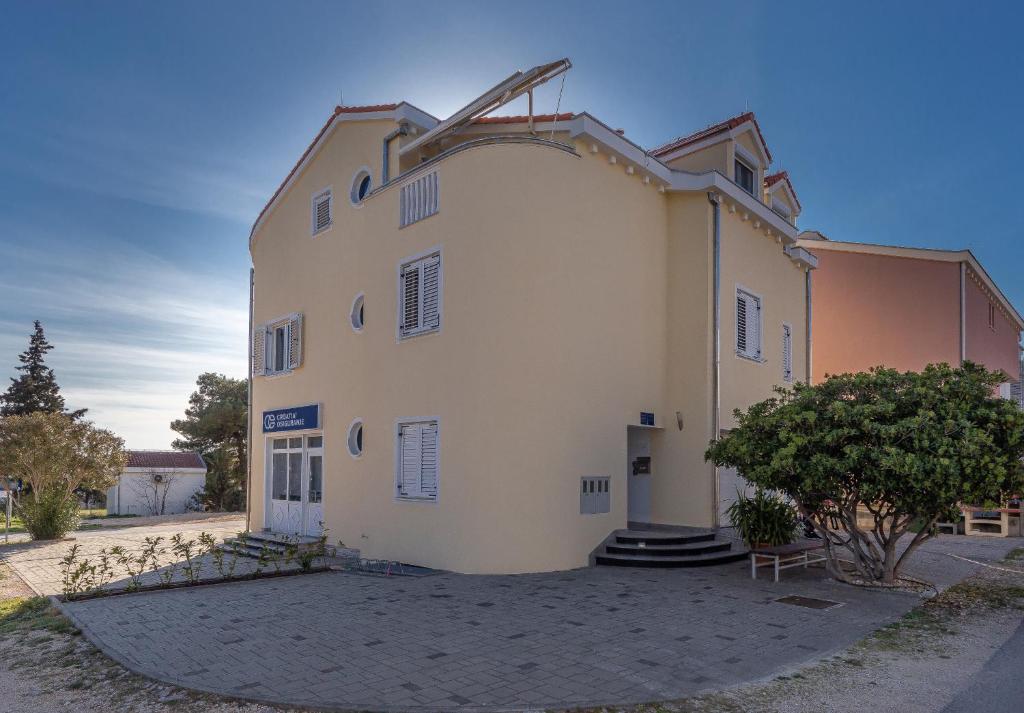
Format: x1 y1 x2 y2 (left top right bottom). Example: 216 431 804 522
2 118 269 225
0 242 248 448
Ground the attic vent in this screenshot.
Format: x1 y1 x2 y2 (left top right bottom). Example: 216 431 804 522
399 171 439 228
312 189 332 235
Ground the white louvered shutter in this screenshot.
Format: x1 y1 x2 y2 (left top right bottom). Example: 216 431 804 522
782 324 793 382
400 263 420 335
313 191 331 233
251 325 267 376
287 313 303 369
419 423 438 497
736 294 748 355
399 423 423 497
421 256 440 330
737 290 761 359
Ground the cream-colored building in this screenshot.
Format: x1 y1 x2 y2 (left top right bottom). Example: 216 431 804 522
247 60 816 574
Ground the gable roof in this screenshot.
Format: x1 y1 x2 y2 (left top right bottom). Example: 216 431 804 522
248 102 438 245
650 111 773 163
764 171 802 212
126 451 206 470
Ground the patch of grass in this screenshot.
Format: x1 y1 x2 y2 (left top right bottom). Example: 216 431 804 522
0 597 78 636
1005 547 1024 562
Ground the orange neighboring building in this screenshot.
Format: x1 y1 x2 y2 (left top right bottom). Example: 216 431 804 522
795 234 1024 399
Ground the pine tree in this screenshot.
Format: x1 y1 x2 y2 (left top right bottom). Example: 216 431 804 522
0 321 86 418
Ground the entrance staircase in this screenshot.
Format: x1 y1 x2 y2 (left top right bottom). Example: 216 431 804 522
595 528 747 568
221 530 325 559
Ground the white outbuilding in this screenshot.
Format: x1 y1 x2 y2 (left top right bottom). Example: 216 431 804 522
106 450 207 516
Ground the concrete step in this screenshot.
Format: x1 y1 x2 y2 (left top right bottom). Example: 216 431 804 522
613 530 716 546
605 540 733 557
595 549 748 568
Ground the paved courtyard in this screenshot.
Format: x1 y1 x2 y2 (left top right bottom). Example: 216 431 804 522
27 530 1017 712
0 514 248 595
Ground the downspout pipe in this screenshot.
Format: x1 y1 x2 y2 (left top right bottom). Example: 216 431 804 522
381 123 409 185
959 262 967 364
708 192 722 527
805 268 813 384
246 267 254 533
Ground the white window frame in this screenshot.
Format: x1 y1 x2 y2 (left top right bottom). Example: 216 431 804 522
782 321 793 382
349 167 372 207
733 143 759 197
396 247 443 341
311 186 333 236
261 313 302 377
394 416 441 503
735 286 764 363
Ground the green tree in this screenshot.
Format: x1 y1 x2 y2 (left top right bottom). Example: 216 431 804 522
1 321 86 418
0 412 125 539
706 363 1024 585
171 373 247 511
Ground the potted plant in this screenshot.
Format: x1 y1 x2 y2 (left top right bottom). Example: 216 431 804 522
726 488 799 551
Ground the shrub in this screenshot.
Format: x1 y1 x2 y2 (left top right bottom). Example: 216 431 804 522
17 490 80 541
0 412 125 541
727 489 799 548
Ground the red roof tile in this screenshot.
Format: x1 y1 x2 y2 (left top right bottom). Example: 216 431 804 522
126 451 206 470
651 111 772 163
764 170 802 212
472 112 575 125
337 103 399 114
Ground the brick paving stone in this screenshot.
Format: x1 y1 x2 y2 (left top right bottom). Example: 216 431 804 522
6 530 1012 712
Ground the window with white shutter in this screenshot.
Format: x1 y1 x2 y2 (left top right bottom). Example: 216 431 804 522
311 189 332 235
736 288 762 361
252 324 268 376
257 313 303 376
396 419 439 501
398 252 442 339
782 323 793 382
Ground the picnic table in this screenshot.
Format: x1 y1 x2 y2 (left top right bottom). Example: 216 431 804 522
750 540 826 582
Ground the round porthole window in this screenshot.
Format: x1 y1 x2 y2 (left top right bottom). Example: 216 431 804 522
350 169 372 205
347 419 363 458
350 293 364 332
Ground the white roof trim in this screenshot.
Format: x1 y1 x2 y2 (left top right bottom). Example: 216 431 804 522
766 179 801 215
655 120 770 168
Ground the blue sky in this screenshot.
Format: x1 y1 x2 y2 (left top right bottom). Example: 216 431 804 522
2 1 1022 447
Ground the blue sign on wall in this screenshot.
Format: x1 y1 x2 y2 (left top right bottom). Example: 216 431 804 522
640 412 655 427
263 404 320 433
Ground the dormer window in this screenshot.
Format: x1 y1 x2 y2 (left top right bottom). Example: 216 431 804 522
734 158 755 195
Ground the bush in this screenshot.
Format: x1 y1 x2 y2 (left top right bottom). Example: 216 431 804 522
16 491 80 540
727 489 799 548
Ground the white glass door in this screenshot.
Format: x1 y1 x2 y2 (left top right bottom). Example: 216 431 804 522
304 436 324 537
269 437 304 535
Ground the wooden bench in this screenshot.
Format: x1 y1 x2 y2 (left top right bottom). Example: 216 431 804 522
750 541 826 582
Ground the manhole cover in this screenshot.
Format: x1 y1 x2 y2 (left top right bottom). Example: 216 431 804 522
775 595 842 610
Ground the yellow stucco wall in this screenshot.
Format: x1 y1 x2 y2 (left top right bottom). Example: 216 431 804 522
663 140 730 175
249 118 808 573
